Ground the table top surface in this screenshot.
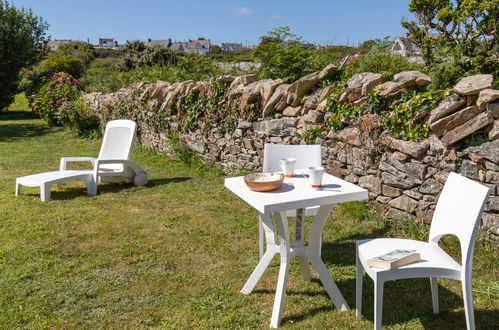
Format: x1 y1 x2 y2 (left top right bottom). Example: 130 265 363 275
224 172 368 214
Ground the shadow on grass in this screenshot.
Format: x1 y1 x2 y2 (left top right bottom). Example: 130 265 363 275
0 110 37 121
0 111 51 142
21 177 194 201
145 177 192 187
320 228 390 267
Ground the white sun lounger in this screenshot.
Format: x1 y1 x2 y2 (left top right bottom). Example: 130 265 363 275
16 119 148 201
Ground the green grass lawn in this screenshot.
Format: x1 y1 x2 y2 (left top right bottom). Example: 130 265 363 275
0 110 497 329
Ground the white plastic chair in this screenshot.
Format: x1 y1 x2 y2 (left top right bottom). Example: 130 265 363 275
59 119 148 193
356 172 490 330
260 143 322 259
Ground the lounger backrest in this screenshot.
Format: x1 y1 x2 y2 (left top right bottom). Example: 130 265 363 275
263 143 322 172
429 172 490 270
97 120 137 160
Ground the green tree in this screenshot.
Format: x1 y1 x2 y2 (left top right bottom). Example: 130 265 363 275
253 26 313 83
124 40 146 56
57 41 94 65
38 55 84 77
402 0 498 70
0 1 48 111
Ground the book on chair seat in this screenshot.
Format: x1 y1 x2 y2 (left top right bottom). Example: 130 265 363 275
367 249 420 269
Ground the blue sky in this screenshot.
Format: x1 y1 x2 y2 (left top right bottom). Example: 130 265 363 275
10 0 414 46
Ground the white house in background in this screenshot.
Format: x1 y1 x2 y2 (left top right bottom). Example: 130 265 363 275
221 43 245 52
146 38 172 47
170 39 211 54
391 37 422 57
98 38 119 49
47 39 74 50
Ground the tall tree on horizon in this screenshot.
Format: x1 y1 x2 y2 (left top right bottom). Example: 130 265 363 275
0 0 48 111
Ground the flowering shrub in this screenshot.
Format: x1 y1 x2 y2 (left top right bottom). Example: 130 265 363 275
30 72 80 125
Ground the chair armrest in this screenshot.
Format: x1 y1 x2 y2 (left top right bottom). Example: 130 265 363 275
60 157 96 171
93 159 146 179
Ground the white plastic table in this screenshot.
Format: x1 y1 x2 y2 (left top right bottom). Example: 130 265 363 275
16 170 96 201
224 173 368 328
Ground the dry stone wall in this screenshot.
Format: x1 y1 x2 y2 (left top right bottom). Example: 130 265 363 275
85 68 499 244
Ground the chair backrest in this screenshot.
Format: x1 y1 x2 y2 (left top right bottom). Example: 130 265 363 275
263 143 322 172
97 120 137 160
429 172 490 271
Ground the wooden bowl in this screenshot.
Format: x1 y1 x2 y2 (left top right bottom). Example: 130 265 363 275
244 173 284 192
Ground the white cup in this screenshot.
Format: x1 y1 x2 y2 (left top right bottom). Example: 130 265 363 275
306 166 324 188
279 158 296 177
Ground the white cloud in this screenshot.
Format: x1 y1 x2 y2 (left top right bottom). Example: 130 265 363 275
232 7 253 16
270 15 283 20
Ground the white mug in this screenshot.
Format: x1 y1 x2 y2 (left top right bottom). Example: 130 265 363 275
306 166 324 188
279 158 296 178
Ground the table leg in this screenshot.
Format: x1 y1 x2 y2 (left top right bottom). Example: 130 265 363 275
15 180 20 196
295 208 311 281
270 211 291 328
308 204 350 311
241 213 278 294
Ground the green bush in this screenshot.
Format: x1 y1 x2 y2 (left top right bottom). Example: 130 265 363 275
29 72 80 125
80 58 123 93
38 55 84 78
253 27 314 83
56 96 100 138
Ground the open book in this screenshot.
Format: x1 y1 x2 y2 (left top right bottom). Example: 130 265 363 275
367 249 420 269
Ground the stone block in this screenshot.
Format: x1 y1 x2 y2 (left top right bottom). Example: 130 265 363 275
405 162 427 182
358 175 382 194
385 207 412 220
441 112 494 147
481 213 499 236
403 190 423 200
344 173 359 183
376 196 392 204
382 185 402 197
477 89 499 110
336 127 363 146
389 195 419 213
485 171 499 184
393 71 432 88
303 110 324 124
485 196 499 212
466 139 499 164
489 120 499 141
430 105 482 137
433 170 450 184
419 178 444 195
428 94 466 124
389 138 429 159
379 161 406 178
283 106 302 117
460 159 479 180
452 74 493 95
381 172 415 189
488 101 499 119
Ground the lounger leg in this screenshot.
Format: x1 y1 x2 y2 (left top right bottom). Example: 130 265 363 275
40 183 51 202
374 278 384 330
15 181 20 196
86 175 97 196
462 275 475 330
430 277 439 314
356 244 363 320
